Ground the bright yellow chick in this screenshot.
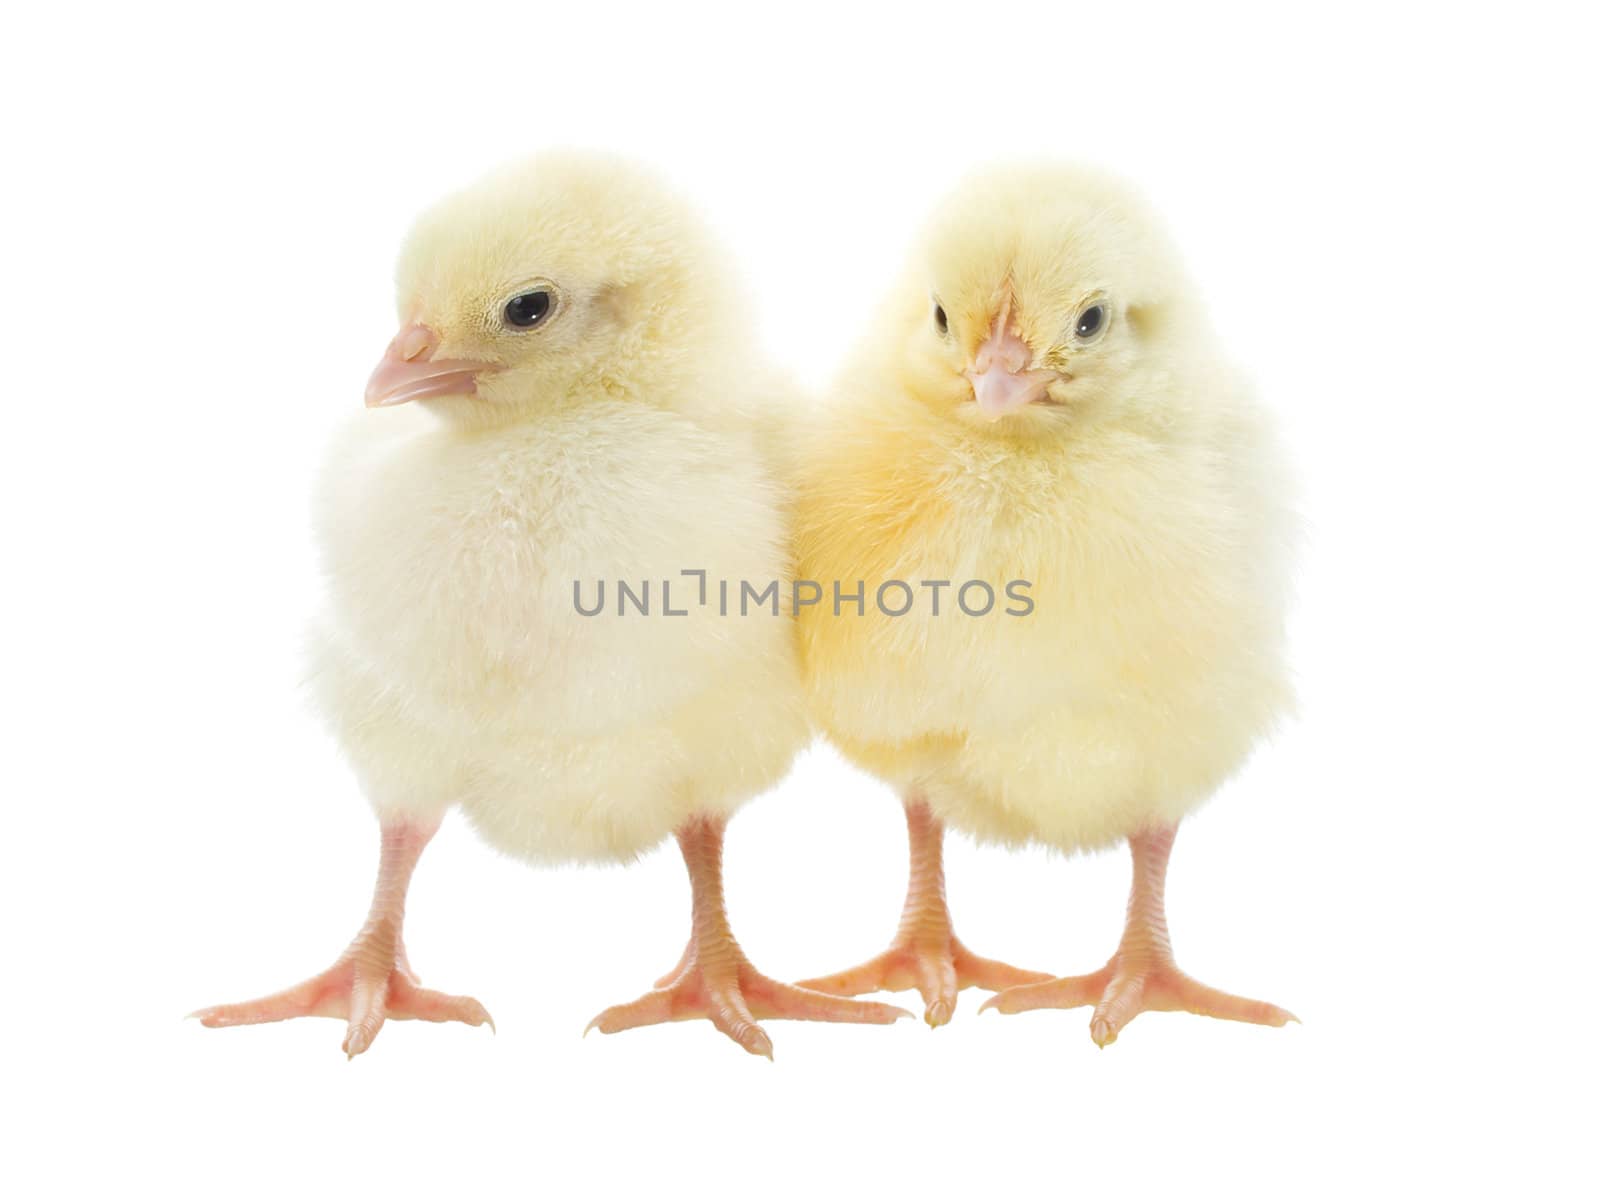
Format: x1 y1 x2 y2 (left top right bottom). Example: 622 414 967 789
192 152 905 1058
792 163 1297 1044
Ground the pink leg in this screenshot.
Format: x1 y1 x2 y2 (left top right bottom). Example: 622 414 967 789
190 814 491 1058
796 799 1052 1026
587 816 911 1058
982 823 1296 1046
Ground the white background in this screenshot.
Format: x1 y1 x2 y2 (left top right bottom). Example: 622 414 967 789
4 2 1596 1182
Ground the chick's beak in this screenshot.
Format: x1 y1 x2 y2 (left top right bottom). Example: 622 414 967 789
964 307 1060 420
364 323 500 408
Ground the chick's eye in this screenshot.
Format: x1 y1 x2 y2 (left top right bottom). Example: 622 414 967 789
1075 304 1106 339
934 303 949 335
504 290 553 329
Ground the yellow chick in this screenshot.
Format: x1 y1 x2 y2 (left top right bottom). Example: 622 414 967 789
792 163 1297 1043
192 152 905 1058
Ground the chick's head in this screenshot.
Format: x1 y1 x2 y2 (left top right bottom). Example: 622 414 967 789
893 163 1200 433
366 151 732 422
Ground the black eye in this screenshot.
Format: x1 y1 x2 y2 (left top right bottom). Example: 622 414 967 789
504 290 553 329
1075 304 1105 339
934 303 949 335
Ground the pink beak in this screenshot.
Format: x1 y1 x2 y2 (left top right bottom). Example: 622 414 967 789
964 301 1062 420
364 323 500 408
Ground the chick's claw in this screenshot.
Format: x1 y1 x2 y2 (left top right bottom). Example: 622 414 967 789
589 955 909 1059
589 817 911 1057
191 818 490 1057
980 958 1295 1047
797 800 1052 1027
799 935 1051 1028
191 953 493 1059
980 823 1295 1046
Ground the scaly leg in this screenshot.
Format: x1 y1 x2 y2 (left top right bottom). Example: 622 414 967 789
982 822 1296 1046
191 814 491 1058
797 799 1052 1026
587 816 911 1058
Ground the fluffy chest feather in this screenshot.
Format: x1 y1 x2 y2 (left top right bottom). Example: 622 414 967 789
796 410 1262 741
315 402 791 738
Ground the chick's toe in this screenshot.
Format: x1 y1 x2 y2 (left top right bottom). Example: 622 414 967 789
797 801 1051 1027
980 824 1295 1046
586 817 910 1058
190 816 491 1058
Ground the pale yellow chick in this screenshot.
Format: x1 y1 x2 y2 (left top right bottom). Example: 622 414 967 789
792 163 1297 1043
193 152 904 1058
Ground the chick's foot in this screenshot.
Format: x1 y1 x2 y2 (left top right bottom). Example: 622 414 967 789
190 816 492 1058
190 947 492 1057
797 799 1051 1026
586 817 910 1058
980 824 1295 1046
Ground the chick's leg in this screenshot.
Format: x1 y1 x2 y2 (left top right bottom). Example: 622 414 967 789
190 814 491 1058
796 799 1052 1026
587 816 910 1058
981 823 1295 1046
